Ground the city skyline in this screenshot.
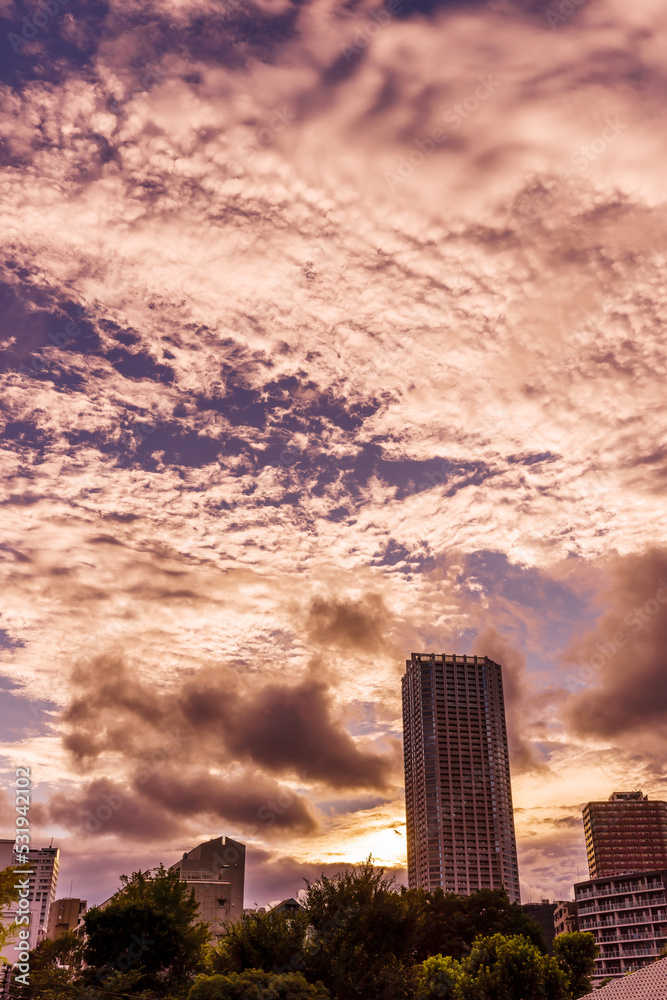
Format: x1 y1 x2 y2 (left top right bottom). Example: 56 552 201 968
1 0 667 912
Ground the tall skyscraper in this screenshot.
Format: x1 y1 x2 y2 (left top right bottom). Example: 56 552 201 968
583 791 667 878
402 652 520 902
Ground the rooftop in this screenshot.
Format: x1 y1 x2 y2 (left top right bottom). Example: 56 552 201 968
579 957 667 999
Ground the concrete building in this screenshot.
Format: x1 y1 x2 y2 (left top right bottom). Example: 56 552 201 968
521 900 557 953
575 869 667 985
0 840 59 956
170 836 245 940
583 791 667 879
554 899 578 937
46 898 87 940
402 653 520 902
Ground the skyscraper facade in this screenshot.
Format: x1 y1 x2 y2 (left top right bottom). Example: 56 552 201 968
0 841 59 955
583 791 667 878
402 652 520 902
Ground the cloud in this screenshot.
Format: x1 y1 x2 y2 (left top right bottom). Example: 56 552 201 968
564 547 667 743
306 593 392 651
1 0 667 908
472 626 546 773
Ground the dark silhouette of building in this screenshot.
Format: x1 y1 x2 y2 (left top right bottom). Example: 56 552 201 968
402 652 520 902
268 897 304 916
583 791 667 878
522 899 557 953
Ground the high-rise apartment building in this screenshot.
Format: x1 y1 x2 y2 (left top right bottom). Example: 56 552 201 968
575 869 667 984
583 791 667 879
0 841 59 955
402 652 520 902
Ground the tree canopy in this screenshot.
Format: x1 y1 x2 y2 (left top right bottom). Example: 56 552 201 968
83 864 209 995
212 908 310 975
554 932 598 999
187 969 329 1000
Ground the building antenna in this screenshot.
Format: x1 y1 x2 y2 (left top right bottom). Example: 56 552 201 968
70 879 73 898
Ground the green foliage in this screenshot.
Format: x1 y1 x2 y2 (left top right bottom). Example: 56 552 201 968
415 954 464 999
0 864 20 953
14 932 91 1000
211 909 310 974
187 969 329 1000
554 931 598 998
301 857 420 1000
407 887 548 963
458 933 569 1000
83 864 209 995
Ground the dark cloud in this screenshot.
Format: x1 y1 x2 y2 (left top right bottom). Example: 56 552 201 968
306 593 391 652
61 653 393 806
45 768 316 840
564 547 667 742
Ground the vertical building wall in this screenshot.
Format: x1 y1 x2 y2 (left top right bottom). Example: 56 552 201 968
575 869 667 984
0 843 59 957
583 791 667 878
521 900 557 953
46 898 87 940
170 835 245 939
402 653 520 902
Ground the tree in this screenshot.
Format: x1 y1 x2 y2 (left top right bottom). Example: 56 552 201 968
187 969 329 1000
554 931 598 998
83 864 209 994
23 930 85 997
301 858 421 1000
211 909 310 974
405 886 547 963
458 934 568 1000
0 864 20 954
415 954 464 999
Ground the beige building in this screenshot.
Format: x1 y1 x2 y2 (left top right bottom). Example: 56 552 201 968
0 840 59 957
575 869 667 985
170 836 245 940
554 899 578 937
46 898 87 939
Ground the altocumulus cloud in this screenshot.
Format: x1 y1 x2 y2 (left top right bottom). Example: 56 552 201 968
1 0 667 905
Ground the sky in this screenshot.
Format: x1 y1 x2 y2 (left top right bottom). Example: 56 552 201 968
1 0 667 912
